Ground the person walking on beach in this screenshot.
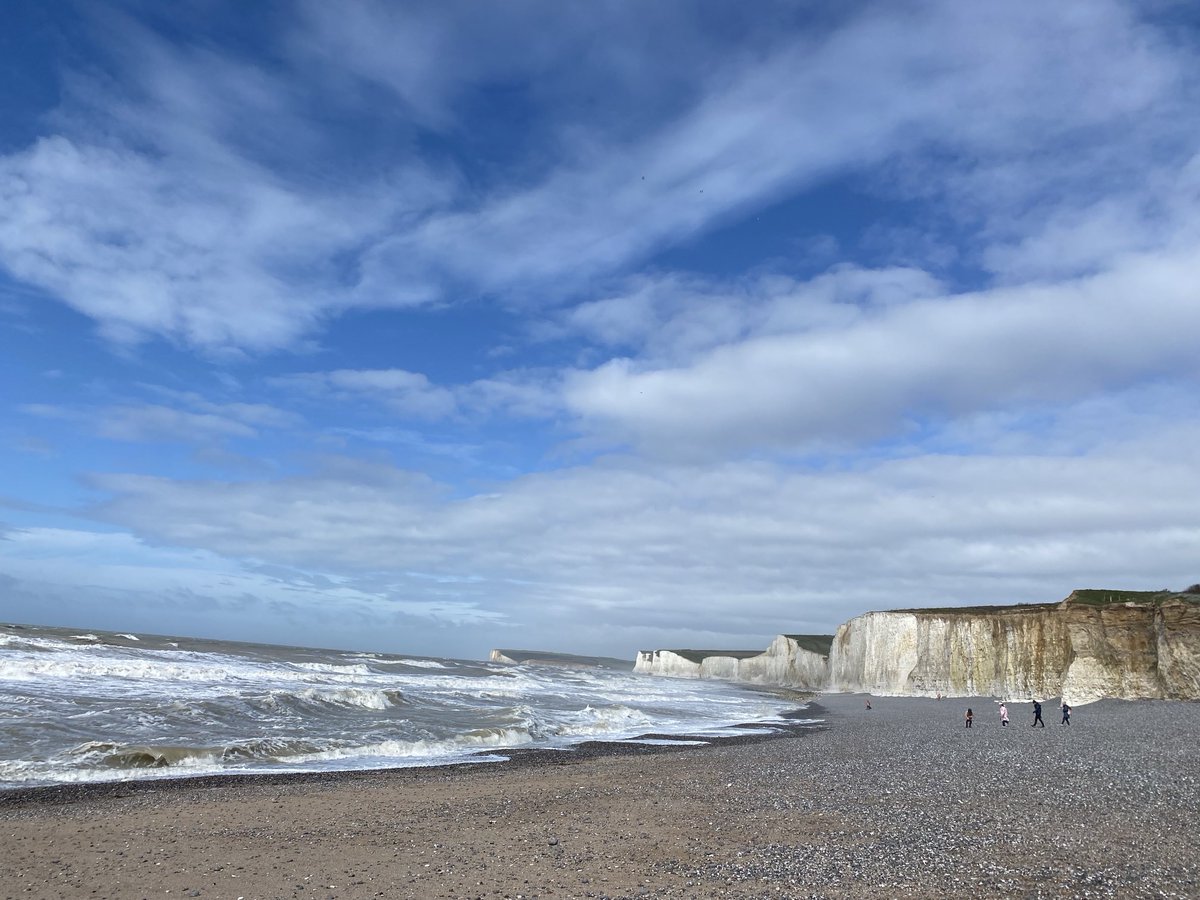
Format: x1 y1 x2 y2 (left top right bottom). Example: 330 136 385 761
1061 702 1071 725
965 707 973 728
1031 700 1044 727
999 703 1009 726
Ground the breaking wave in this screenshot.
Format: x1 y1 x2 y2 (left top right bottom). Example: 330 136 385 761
0 622 806 789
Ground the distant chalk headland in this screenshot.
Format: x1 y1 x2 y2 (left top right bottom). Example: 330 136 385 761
621 588 1200 705
489 649 634 670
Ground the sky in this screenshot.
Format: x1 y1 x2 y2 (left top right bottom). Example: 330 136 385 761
2 0 1199 660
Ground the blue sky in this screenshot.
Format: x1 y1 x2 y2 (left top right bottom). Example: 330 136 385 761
2 0 1199 659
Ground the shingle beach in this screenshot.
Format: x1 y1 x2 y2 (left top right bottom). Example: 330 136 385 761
2 694 1197 899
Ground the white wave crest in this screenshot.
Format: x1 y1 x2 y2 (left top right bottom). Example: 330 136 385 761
0 650 272 686
569 704 656 734
290 727 534 765
292 662 373 677
268 687 403 710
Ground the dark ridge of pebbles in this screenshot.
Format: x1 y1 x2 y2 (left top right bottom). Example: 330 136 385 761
1 694 1197 900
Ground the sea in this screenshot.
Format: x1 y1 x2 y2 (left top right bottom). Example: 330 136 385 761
0 622 812 790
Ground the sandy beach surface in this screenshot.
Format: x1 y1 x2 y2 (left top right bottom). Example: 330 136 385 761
2 693 1198 899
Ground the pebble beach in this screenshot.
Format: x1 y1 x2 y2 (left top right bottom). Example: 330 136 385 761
2 694 1197 900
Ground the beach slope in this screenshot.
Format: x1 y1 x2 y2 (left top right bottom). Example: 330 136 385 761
2 695 1197 899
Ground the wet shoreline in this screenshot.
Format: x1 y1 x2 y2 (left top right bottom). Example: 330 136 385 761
3 695 1197 899
0 703 827 808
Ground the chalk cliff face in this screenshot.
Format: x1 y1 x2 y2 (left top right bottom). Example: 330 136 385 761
634 635 831 689
633 650 745 680
827 606 1072 699
635 592 1200 704
828 595 1200 704
738 635 831 688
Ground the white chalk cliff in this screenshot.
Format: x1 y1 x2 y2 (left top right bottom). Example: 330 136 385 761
636 590 1200 705
634 634 832 689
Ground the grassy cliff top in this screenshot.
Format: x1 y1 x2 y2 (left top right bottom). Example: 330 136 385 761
782 634 836 656
889 588 1199 616
888 601 1058 615
1065 588 1200 607
663 649 765 664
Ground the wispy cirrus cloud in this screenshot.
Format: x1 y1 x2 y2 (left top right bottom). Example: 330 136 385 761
19 394 299 445
81 433 1200 647
2 1 1191 355
271 367 562 423
271 369 458 419
0 526 506 648
355 2 1189 301
562 246 1200 458
550 266 943 364
0 10 451 352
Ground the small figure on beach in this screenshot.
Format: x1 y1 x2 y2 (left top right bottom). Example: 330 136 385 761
1031 700 1044 727
1061 702 1071 725
965 707 973 728
999 703 1009 726
865 698 872 710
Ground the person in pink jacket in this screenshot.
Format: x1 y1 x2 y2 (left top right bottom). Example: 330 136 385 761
999 703 1009 726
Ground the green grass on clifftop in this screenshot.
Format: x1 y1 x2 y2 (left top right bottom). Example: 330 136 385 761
669 649 765 664
891 588 1200 616
889 601 1059 615
1066 589 1200 607
782 634 835 656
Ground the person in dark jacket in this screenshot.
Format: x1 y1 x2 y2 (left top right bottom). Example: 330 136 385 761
1061 702 1071 725
1031 700 1044 727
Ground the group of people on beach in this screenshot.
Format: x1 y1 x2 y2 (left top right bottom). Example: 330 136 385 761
966 700 1070 727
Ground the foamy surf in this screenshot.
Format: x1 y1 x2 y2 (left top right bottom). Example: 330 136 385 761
0 623 810 789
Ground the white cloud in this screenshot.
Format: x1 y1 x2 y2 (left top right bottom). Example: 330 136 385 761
562 245 1200 457
0 137 322 349
75 422 1200 653
329 427 483 464
2 2 1193 352
0 526 506 644
359 1 1190 301
456 371 562 420
981 152 1200 281
19 393 299 445
272 366 563 423
140 386 301 430
98 405 258 443
556 266 942 365
0 20 450 351
272 369 458 419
